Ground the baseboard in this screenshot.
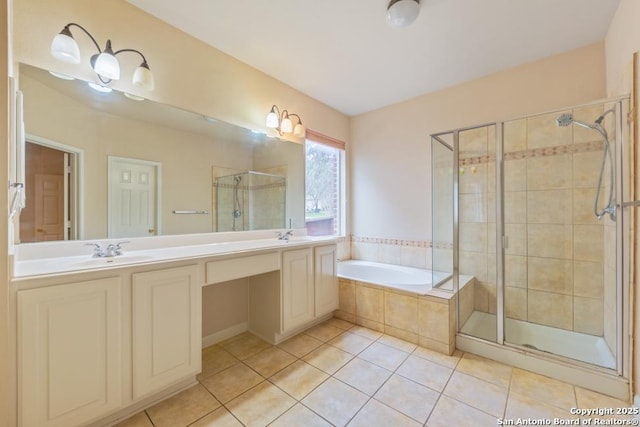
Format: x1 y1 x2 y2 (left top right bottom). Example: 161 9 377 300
202 322 248 348
92 377 197 427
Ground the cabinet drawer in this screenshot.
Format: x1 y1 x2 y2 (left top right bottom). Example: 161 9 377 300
206 252 280 284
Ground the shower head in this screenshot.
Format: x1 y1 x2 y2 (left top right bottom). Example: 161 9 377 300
555 113 595 130
556 113 573 127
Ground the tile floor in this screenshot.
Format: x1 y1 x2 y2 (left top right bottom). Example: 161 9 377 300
115 318 633 427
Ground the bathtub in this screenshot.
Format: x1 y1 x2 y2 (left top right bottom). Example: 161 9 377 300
337 260 449 295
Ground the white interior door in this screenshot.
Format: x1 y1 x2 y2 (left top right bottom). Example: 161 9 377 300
109 157 160 238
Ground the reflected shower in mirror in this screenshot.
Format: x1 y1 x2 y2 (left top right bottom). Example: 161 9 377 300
17 63 305 243
215 171 286 232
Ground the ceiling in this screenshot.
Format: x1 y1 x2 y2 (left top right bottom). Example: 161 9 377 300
127 0 620 116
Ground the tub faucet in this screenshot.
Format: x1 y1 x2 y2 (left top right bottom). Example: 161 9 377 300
277 230 294 241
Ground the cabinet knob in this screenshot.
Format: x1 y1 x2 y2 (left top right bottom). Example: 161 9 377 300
148 228 156 234
36 228 44 232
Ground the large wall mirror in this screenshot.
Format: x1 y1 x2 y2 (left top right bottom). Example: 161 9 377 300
17 63 305 243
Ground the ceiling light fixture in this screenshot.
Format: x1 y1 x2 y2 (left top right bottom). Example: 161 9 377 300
386 0 420 28
265 105 306 137
51 23 155 91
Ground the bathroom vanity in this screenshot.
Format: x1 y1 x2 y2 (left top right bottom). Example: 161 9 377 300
11 235 338 427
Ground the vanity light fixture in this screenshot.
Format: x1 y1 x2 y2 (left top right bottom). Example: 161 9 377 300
265 105 306 137
87 82 113 93
50 23 155 91
386 0 420 28
124 92 145 101
48 70 75 81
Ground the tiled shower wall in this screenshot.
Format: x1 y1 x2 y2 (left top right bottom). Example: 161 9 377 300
458 104 612 337
213 168 287 232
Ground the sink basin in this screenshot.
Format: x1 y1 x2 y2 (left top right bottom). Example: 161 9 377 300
13 253 156 277
69 254 154 268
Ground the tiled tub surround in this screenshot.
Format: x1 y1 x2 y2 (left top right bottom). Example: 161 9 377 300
457 104 615 341
335 271 474 356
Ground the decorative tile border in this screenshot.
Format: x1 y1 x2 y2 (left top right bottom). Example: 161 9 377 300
215 181 286 190
432 241 454 250
459 140 603 166
340 235 453 249
351 236 431 248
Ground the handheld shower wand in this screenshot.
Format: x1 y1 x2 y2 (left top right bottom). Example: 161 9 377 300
556 110 616 221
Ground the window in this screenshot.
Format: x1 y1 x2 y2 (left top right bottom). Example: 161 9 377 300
305 131 345 236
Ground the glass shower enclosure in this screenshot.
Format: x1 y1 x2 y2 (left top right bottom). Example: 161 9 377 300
431 98 631 394
215 171 286 232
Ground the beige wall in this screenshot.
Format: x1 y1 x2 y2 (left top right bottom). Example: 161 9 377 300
13 0 349 143
605 0 640 400
351 41 606 243
605 0 640 97
1 0 9 424
202 279 248 338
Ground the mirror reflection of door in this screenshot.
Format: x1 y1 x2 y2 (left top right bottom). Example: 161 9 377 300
20 141 76 242
108 157 160 238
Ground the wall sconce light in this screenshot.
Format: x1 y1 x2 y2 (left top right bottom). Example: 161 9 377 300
266 105 306 137
50 23 154 91
386 0 420 28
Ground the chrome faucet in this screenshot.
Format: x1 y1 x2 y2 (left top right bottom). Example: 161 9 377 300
277 230 294 241
85 242 129 258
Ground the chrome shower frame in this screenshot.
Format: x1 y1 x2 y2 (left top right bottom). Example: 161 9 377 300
431 96 631 400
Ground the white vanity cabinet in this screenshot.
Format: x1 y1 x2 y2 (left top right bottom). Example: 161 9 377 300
281 247 315 332
314 244 339 317
262 244 338 340
132 265 201 399
18 277 123 427
13 237 338 426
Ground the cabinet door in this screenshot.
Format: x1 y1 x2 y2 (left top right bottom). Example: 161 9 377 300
314 245 339 317
282 248 314 332
132 265 201 399
18 277 122 427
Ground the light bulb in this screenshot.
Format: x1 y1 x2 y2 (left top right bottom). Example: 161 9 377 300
293 123 306 137
48 70 75 80
93 52 120 80
88 82 113 93
281 116 293 133
133 63 154 91
266 108 279 128
51 30 80 64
